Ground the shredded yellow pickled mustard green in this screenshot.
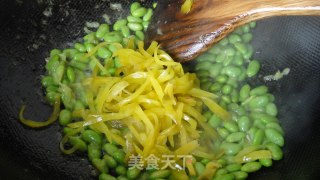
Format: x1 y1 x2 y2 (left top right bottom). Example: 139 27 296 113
19 95 61 128
181 0 193 14
65 41 229 168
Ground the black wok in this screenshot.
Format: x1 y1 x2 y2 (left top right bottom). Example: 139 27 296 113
0 0 320 179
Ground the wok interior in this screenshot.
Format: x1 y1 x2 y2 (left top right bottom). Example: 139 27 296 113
0 0 319 179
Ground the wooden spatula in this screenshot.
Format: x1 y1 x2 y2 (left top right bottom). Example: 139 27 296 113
146 0 320 62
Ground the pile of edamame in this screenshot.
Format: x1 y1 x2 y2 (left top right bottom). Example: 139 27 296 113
193 23 284 179
39 1 284 179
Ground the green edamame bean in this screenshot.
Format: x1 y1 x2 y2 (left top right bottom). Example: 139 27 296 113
249 22 257 28
266 103 278 116
69 137 87 151
63 48 78 59
241 162 261 173
252 129 264 145
74 100 85 110
219 38 229 46
127 15 142 23
88 143 102 161
253 119 265 129
214 174 235 180
149 170 171 179
259 114 277 124
128 22 143 31
228 34 242 44
97 47 112 59
216 168 228 175
73 53 89 63
259 158 273 167
242 33 253 43
247 60 260 77
210 83 222 92
46 91 59 105
113 150 126 164
233 54 244 66
93 158 108 173
103 32 123 43
224 65 242 78
142 21 149 31
237 116 250 132
113 19 128 31
222 85 233 95
234 42 247 54
103 155 117 168
82 130 102 144
226 132 245 143
239 84 250 102
53 63 65 84
120 26 131 38
232 171 248 180
221 95 231 104
217 159 227 166
132 7 147 18
201 158 210 165
84 32 97 43
117 176 128 180
216 54 226 63
104 143 118 155
41 76 55 87
66 67 75 83
226 163 242 172
223 121 239 133
209 63 223 77
247 127 258 142
135 30 145 40
217 127 230 138
116 166 127 176
216 75 228 83
69 60 87 70
266 122 284 135
243 46 254 59
114 57 121 68
197 70 209 78
59 109 72 126
242 24 251 33
231 90 239 103
249 95 269 109
224 46 236 56
194 162 205 176
46 55 60 73
250 85 268 96
265 142 283 160
209 115 221 128
143 8 153 21
196 61 212 71
130 2 141 14
46 85 59 92
127 168 141 179
203 111 212 120
221 143 242 155
99 173 115 180
265 128 284 147
50 49 61 57
74 43 86 53
84 42 95 52
96 24 110 39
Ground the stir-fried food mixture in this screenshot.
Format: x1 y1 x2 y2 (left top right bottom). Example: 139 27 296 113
19 2 284 180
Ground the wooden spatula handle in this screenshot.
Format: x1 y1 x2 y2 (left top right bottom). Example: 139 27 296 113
146 0 320 62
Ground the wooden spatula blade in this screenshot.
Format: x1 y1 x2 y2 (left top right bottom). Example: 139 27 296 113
146 0 320 62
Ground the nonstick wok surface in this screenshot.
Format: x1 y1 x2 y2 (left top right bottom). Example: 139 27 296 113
0 0 320 180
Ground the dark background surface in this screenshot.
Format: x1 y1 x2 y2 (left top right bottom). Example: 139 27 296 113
0 0 320 180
